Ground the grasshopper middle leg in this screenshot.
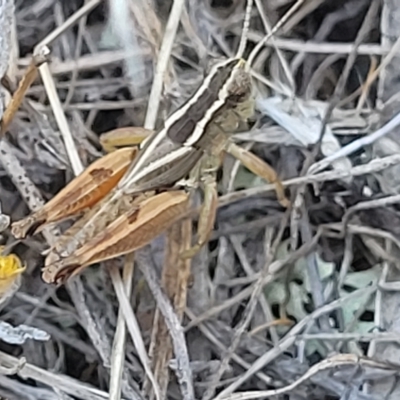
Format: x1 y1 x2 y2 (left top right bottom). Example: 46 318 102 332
99 126 153 153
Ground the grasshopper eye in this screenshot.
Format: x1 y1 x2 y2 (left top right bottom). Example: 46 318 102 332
226 70 252 104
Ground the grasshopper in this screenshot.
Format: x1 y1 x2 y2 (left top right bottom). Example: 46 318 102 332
11 21 290 285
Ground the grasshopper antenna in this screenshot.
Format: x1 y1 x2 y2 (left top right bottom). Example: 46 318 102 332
236 0 253 59
247 0 305 68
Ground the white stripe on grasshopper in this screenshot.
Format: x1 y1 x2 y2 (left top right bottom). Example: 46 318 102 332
122 146 194 193
118 58 239 189
184 59 246 147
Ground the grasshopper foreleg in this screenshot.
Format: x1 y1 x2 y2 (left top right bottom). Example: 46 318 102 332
226 142 290 208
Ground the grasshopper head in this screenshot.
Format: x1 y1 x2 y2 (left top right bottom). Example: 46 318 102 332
224 59 252 102
224 59 254 121
207 60 254 136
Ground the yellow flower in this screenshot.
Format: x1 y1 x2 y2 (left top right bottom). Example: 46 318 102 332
0 246 25 300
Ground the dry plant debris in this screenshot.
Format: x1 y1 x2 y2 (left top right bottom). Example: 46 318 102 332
1 0 400 399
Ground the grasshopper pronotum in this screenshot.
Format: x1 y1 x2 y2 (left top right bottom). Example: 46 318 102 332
11 4 290 285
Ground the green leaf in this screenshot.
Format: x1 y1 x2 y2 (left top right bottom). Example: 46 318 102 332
263 240 379 356
232 167 264 190
343 265 381 290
